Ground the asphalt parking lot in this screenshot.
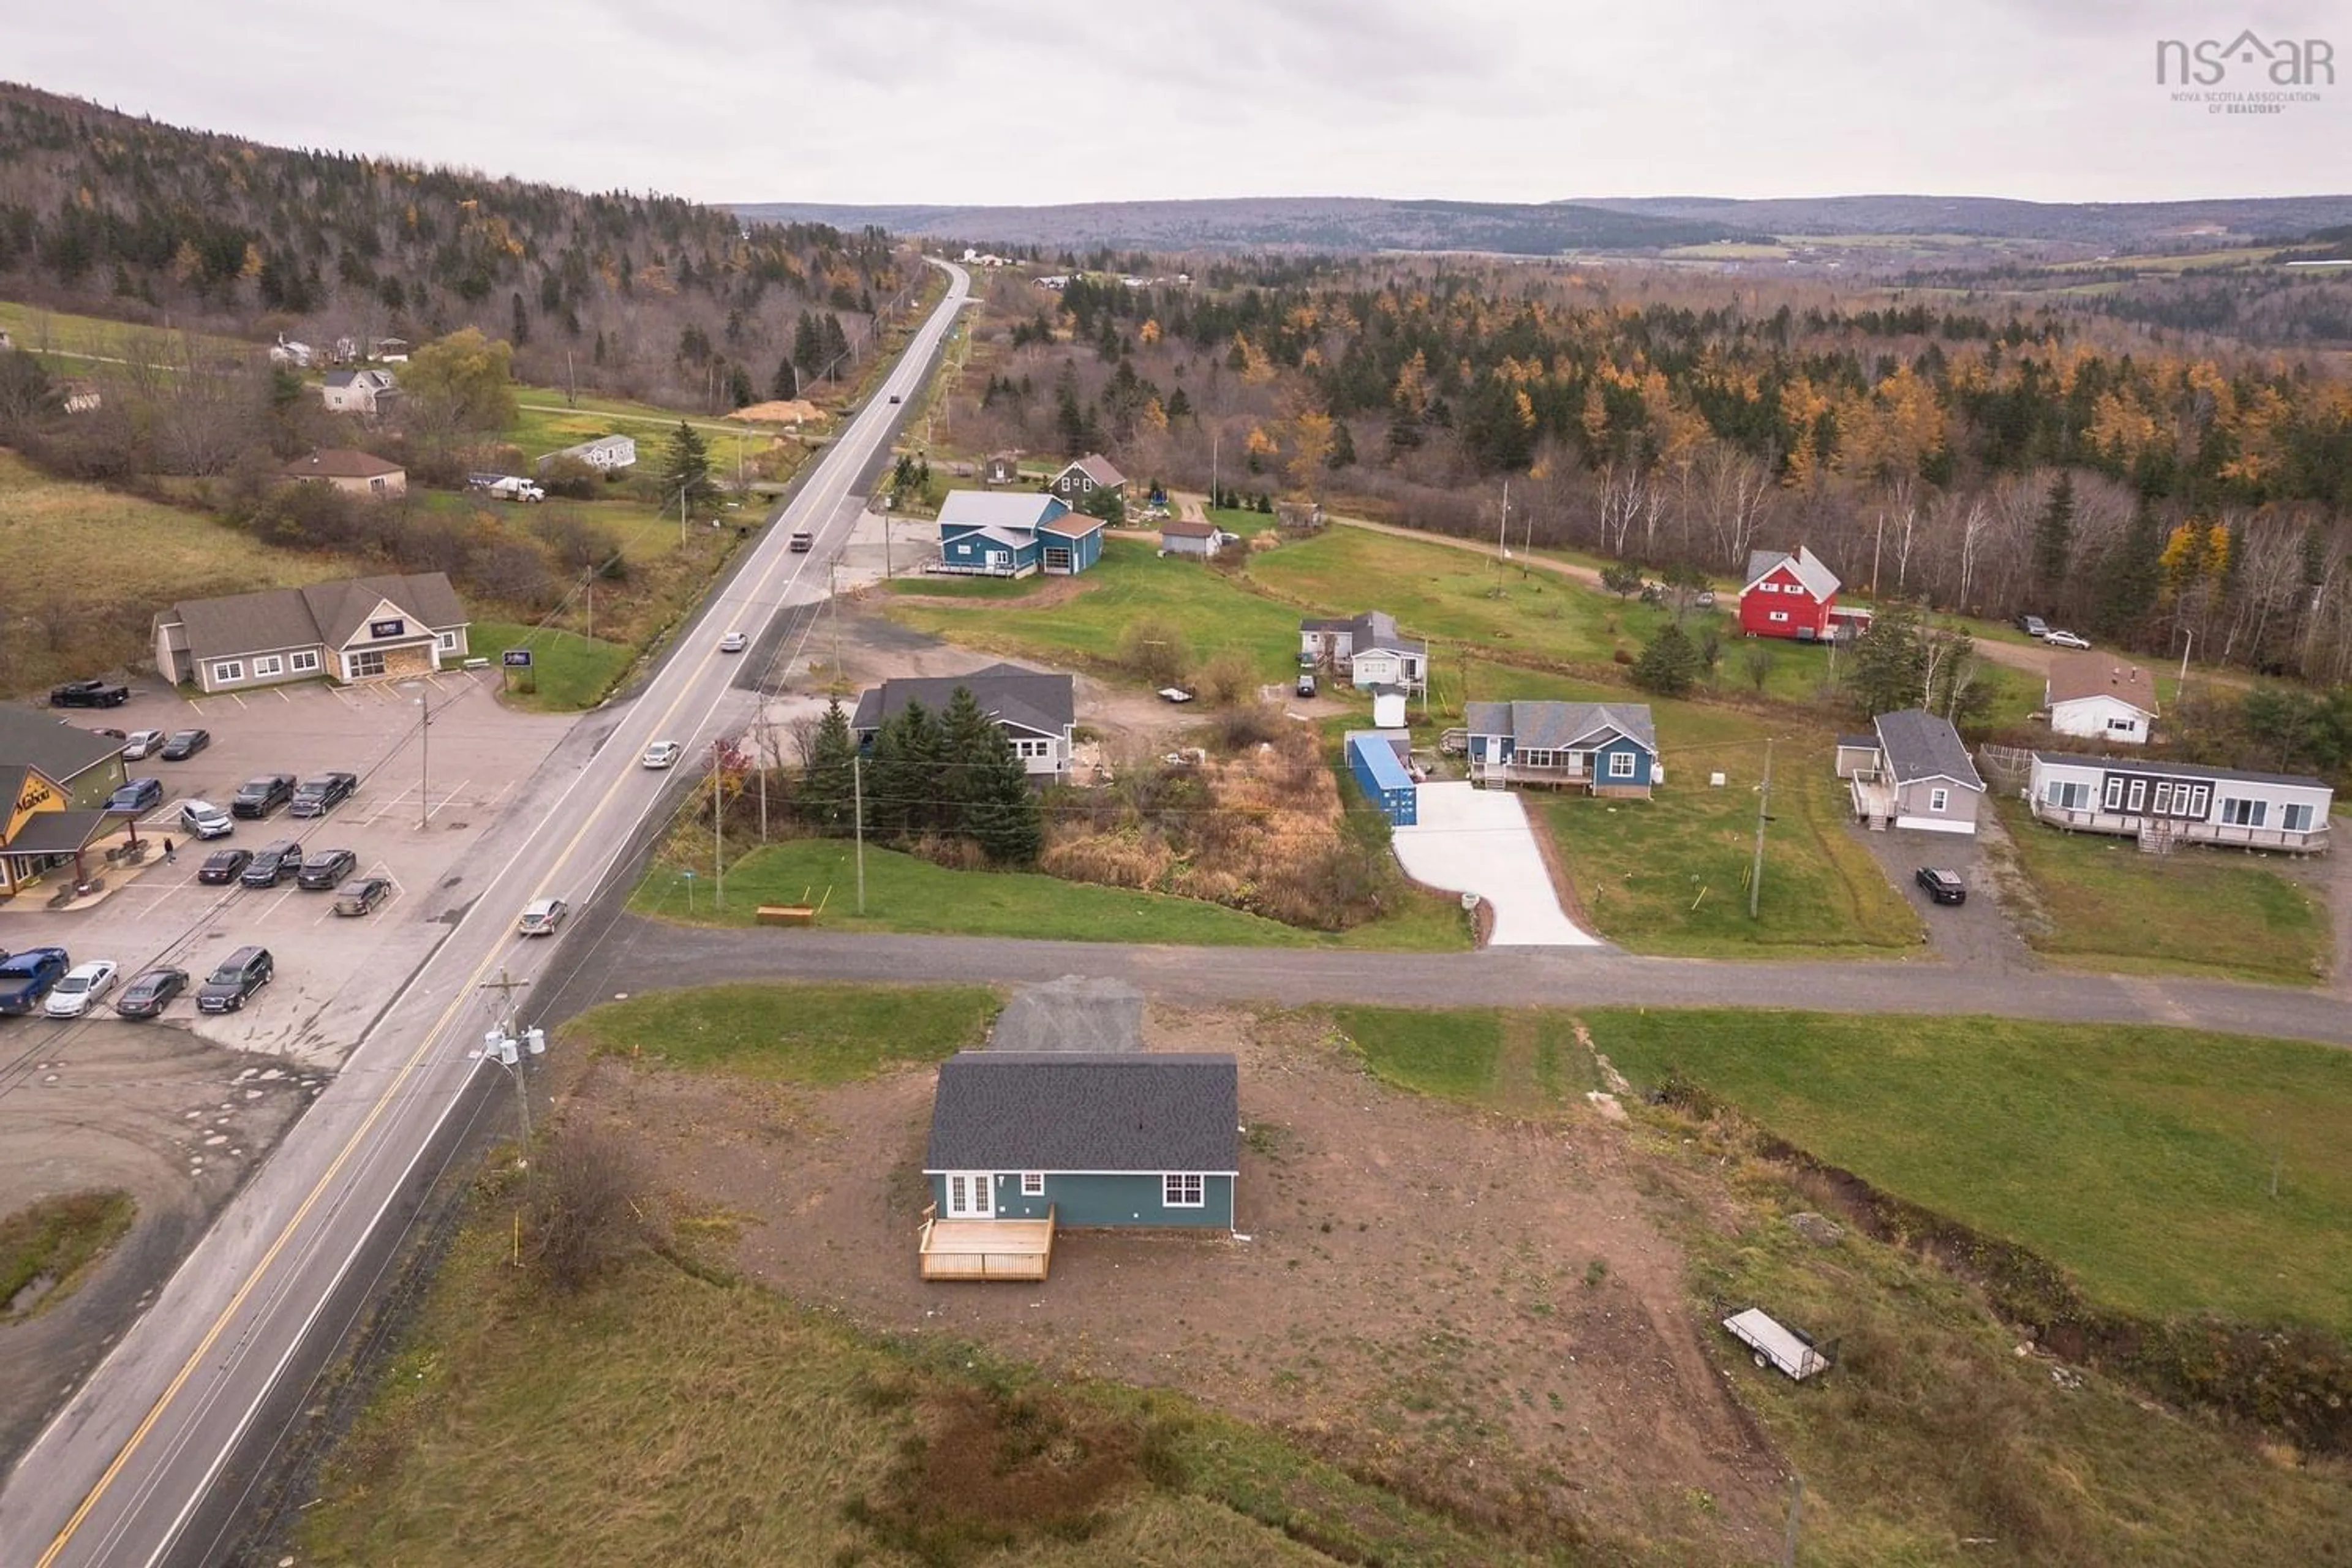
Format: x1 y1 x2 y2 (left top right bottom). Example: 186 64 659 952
2 670 574 1065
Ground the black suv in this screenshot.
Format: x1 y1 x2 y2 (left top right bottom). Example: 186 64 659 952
51 678 130 708
1916 867 1968 906
240 840 303 888
288 772 359 818
296 848 359 890
232 774 298 819
195 946 274 1012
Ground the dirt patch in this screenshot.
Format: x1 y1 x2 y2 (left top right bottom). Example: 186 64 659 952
0 1022 321 1469
574 1005 1784 1555
729 399 827 426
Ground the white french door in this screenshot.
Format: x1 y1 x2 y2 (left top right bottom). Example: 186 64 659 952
943 1172 994 1219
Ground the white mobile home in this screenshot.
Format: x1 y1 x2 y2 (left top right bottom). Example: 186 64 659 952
2027 752 2332 854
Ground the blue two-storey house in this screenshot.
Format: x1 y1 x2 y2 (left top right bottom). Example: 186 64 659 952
935 490 1105 578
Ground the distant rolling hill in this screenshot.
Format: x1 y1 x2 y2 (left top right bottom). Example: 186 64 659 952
734 192 2352 257
729 197 1757 255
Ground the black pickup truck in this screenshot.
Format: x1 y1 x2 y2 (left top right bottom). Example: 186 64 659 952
50 678 130 709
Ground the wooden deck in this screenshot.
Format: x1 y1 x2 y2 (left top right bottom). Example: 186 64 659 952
918 1207 1056 1281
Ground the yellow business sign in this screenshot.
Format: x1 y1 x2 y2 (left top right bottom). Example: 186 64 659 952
6 771 63 843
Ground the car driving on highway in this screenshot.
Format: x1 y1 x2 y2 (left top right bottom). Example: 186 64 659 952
641 740 684 769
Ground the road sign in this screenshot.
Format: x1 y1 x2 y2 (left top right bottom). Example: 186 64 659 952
501 649 533 668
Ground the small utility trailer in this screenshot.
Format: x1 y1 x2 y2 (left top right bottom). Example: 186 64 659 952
1722 1306 1837 1382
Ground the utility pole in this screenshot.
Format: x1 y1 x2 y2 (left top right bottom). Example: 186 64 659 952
1781 1476 1804 1568
1210 429 1219 508
712 739 726 910
2178 627 2194 706
471 970 541 1142
583 570 593 645
1749 736 1774 920
853 755 867 913
415 689 432 831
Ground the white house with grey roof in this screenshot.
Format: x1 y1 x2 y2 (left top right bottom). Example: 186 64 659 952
849 663 1076 778
320 368 398 417
1299 610 1429 693
152 572 471 694
1462 699 1657 797
1837 708 1984 834
537 433 637 472
2027 752 2332 854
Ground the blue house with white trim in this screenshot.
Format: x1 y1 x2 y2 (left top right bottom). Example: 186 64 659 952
1463 699 1657 797
935 490 1106 578
925 1052 1240 1231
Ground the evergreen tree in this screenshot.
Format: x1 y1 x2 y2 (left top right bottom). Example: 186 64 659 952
2095 496 2163 641
1844 600 1929 716
770 356 797 401
1166 385 1192 421
819 314 851 377
1630 621 1701 698
937 686 998 836
659 420 717 511
2032 469 2073 603
966 730 1044 865
799 698 856 829
511 291 530 347
791 311 824 377
1327 418 1357 470
872 701 943 840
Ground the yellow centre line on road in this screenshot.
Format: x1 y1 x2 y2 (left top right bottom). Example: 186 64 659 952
37 340 895 1562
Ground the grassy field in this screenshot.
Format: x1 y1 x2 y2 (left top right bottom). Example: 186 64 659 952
888 535 1308 680
300 1228 1553 1567
0 1190 135 1322
632 837 1473 951
1585 1008 2352 1333
469 619 635 710
503 388 778 480
1326 1003 2352 1563
1993 798 2331 984
565 982 1000 1083
0 299 251 363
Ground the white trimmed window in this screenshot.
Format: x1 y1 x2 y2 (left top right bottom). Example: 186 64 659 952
2187 785 2210 816
2108 717 2136 733
1518 748 1555 769
1014 738 1054 760
1757 581 1778 592
1929 788 1948 812
2219 797 2266 827
290 650 321 673
2127 778 2147 812
436 630 459 652
255 655 284 678
348 649 386 679
211 660 244 684
1608 750 1638 779
2283 803 2315 832
1021 1172 1044 1196
2103 776 2127 810
1163 1174 1204 1208
1768 609 1789 623
943 1173 993 1219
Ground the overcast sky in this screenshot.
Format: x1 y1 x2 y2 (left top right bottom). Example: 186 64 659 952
12 0 2347 206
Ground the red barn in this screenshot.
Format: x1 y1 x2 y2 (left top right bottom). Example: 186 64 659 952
1739 546 1868 641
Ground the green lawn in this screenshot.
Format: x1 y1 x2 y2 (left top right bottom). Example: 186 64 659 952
886 536 1307 682
0 1190 135 1322
1994 797 2331 984
564 982 1000 1084
470 619 634 711
503 388 775 479
1584 1008 2352 1335
1330 1005 1584 1114
0 298 251 363
631 837 1471 951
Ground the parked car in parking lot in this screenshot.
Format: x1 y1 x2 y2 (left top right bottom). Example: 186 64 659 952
2043 629 2091 650
0 948 72 1015
232 774 298 819
516 896 570 937
641 740 684 769
159 729 212 761
296 848 359 890
106 777 164 813
195 946 274 1012
50 678 129 709
44 960 119 1018
197 847 252 885
179 800 234 840
1916 867 1968 906
288 772 359 818
120 729 168 760
113 966 189 1019
333 876 393 916
240 840 303 888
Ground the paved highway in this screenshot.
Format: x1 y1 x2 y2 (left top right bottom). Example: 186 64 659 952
1 262 974 1567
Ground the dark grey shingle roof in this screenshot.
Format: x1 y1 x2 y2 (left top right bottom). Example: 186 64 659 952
2031 750 2331 791
1874 709 1985 790
925 1052 1239 1172
850 665 1075 741
1464 699 1656 754
0 710 127 784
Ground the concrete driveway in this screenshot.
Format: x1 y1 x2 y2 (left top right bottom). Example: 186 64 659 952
1392 782 1599 946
